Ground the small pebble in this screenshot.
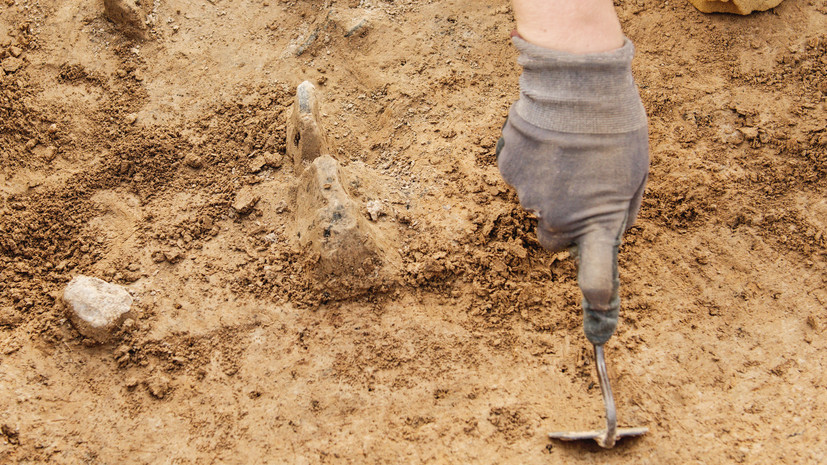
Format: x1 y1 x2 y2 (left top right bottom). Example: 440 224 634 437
1 57 23 73
183 153 203 169
164 249 183 263
725 130 745 145
249 155 266 173
146 373 171 399
43 146 57 161
263 151 282 168
232 187 260 215
741 126 759 140
366 200 384 221
344 19 369 38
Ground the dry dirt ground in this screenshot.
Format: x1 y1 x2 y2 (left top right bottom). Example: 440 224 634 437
1 0 827 463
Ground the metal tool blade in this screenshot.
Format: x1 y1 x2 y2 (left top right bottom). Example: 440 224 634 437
548 344 648 448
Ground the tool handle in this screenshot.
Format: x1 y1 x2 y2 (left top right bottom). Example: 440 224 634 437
594 344 618 448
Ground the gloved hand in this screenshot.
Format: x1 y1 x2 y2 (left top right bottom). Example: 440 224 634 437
497 35 649 345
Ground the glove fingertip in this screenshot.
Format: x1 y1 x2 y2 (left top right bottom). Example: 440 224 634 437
583 305 619 345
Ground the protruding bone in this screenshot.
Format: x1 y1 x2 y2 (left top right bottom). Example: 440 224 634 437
286 81 331 170
295 155 391 294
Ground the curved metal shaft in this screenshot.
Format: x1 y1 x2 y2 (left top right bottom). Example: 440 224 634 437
594 344 617 448
548 344 647 447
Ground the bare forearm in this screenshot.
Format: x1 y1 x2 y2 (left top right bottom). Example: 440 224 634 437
512 0 624 53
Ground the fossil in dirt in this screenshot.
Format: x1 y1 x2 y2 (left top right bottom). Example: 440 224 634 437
287 81 332 170
287 81 400 297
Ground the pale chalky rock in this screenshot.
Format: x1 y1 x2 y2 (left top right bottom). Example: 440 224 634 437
687 0 784 15
366 200 384 221
286 81 331 170
63 276 133 343
103 0 151 39
295 155 396 297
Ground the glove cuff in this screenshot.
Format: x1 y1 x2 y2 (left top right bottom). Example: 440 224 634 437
513 36 647 134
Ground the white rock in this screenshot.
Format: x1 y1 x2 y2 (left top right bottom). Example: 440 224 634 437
63 276 133 342
366 200 384 221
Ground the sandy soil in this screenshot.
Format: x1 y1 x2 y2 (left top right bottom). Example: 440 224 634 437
1 0 826 463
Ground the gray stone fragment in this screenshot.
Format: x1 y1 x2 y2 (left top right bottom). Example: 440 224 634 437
295 28 320 57
274 200 289 213
63 276 134 343
103 0 151 39
286 81 330 170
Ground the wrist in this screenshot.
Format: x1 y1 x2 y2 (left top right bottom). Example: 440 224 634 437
512 36 647 134
512 0 624 54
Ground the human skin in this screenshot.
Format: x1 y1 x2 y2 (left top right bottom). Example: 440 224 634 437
512 0 624 53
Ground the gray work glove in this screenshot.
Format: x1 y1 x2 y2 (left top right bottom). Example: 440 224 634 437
497 36 649 345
